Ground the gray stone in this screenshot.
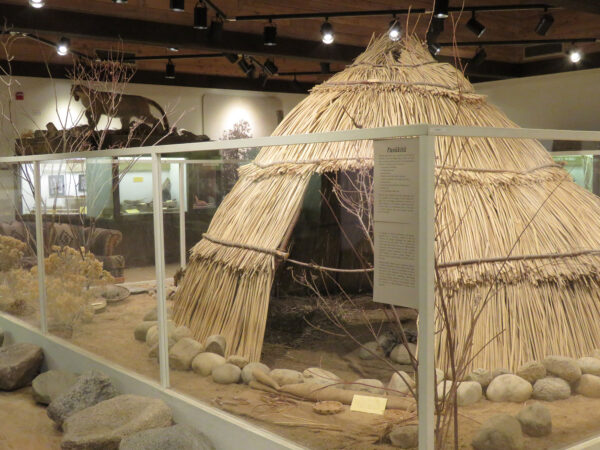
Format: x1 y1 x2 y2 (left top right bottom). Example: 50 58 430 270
390 343 417 365
578 357 600 376
388 371 415 395
47 370 118 426
119 424 214 450
575 373 600 398
457 381 483 406
302 367 341 387
134 322 157 342
269 369 303 386
516 361 546 384
191 353 226 377
32 370 78 405
532 377 571 401
345 378 384 395
486 374 532 403
491 368 511 379
466 368 493 389
212 363 241 384
145 322 176 348
376 332 397 354
205 335 226 356
168 338 204 371
542 356 581 383
226 355 249 369
242 362 270 384
516 402 552 437
358 341 384 360
472 414 524 450
172 326 192 342
389 424 418 448
0 342 43 391
62 394 172 450
143 306 173 321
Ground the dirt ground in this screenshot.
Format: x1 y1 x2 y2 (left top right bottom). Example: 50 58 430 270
7 290 600 449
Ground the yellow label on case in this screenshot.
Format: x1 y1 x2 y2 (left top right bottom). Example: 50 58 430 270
133 177 144 182
350 394 387 415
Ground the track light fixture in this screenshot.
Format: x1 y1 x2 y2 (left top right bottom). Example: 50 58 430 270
224 53 238 64
165 59 176 79
264 20 277 46
56 37 70 56
427 17 444 44
29 0 45 7
433 0 449 19
194 1 208 29
170 0 185 12
263 59 278 76
209 19 224 41
320 20 334 45
388 18 402 42
470 47 487 66
466 11 486 38
238 57 255 77
535 9 554 36
320 62 330 74
428 43 441 56
568 48 582 63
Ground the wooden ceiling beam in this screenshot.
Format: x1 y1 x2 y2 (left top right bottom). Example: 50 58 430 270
548 0 600 15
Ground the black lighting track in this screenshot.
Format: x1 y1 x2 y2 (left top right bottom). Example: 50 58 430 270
231 3 556 21
204 0 227 20
123 53 224 61
438 37 598 47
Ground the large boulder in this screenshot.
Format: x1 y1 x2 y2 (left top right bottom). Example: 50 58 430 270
205 335 226 357
388 371 415 395
32 370 78 405
212 364 241 384
472 414 524 450
269 369 303 386
577 357 600 376
241 362 270 384
542 356 581 383
575 374 600 398
516 361 546 384
0 342 43 391
486 374 532 403
47 370 118 426
169 338 204 371
516 402 552 437
119 424 214 450
389 424 418 448
62 394 172 450
191 353 226 377
532 377 571 401
390 343 417 365
145 322 177 348
437 381 482 406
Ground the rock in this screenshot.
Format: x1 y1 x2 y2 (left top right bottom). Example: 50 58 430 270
47 370 119 426
191 353 226 376
472 414 524 450
491 368 511 379
486 374 532 403
205 335 226 356
62 394 172 449
388 371 415 395
516 403 552 437
466 368 493 389
516 361 546 384
389 424 418 448
242 362 270 384
172 326 192 342
542 356 581 383
145 321 176 348
226 355 249 369
119 424 214 450
212 363 241 384
168 338 204 371
143 305 173 321
578 357 600 376
0 328 4 346
345 378 384 395
32 370 78 405
269 369 303 386
358 341 384 360
457 381 483 406
390 343 417 365
532 377 571 401
134 322 157 342
0 343 44 391
575 374 600 398
148 338 177 359
303 367 341 387
376 332 397 354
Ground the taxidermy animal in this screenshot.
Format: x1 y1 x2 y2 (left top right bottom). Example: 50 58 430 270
71 85 170 131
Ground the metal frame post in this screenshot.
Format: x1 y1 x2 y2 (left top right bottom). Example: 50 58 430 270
33 161 48 334
417 135 436 450
151 153 170 388
178 162 186 269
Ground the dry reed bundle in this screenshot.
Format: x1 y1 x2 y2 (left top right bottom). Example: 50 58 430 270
175 34 600 370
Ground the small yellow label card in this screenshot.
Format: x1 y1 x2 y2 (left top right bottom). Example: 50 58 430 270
133 176 144 183
350 394 387 415
125 209 140 214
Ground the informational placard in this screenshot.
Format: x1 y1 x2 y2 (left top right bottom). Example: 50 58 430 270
374 138 420 309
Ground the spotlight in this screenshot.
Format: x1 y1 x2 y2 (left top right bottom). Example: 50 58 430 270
238 57 254 76
209 20 223 41
466 11 486 38
263 59 278 76
388 19 402 42
29 0 45 7
320 62 330 73
170 0 184 12
264 20 277 46
56 37 70 56
112 0 127 3
320 20 334 45
433 0 449 19
535 10 554 36
194 1 208 29
568 48 582 63
168 47 179 52
470 47 487 66
428 43 441 56
165 59 176 79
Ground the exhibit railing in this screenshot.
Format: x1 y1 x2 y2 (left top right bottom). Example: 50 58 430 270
2 123 600 450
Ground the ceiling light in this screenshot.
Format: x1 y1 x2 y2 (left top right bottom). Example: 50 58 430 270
388 19 402 42
535 10 554 36
321 20 334 45
568 48 582 63
112 0 127 3
466 11 486 38
433 0 449 19
29 0 45 7
470 47 487 66
264 20 277 46
165 59 176 79
56 37 70 56
168 47 179 52
194 2 208 29
428 43 441 56
263 59 278 76
170 0 184 12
